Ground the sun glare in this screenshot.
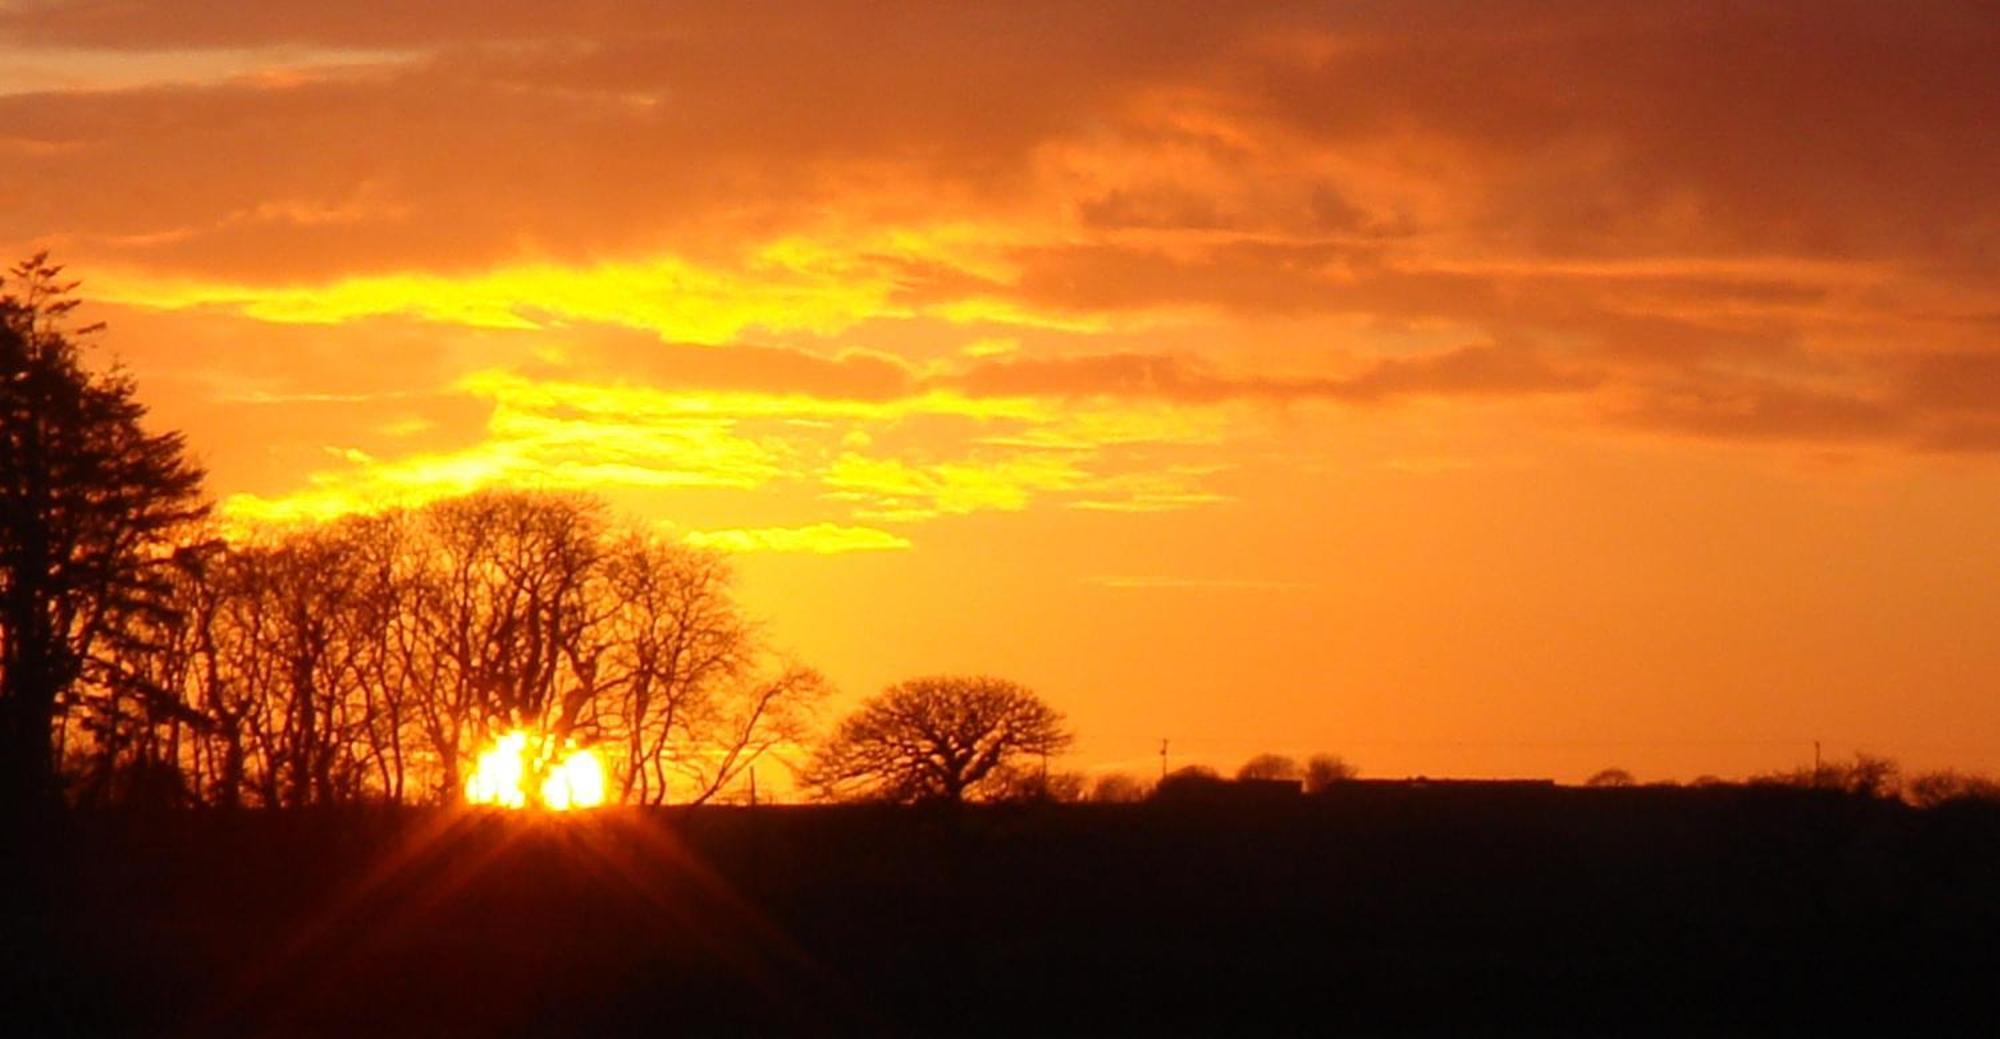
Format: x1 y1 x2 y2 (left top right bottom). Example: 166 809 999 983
542 748 608 810
465 729 607 811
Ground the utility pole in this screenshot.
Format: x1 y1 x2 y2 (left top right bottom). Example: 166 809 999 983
1812 740 1822 785
749 766 758 807
1160 738 1169 780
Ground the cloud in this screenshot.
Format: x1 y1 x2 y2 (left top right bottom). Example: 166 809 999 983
681 523 912 555
4 0 1997 463
822 451 1083 521
1616 377 1904 445
954 344 1598 404
88 251 900 344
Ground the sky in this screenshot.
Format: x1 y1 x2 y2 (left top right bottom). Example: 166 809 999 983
4 1 1998 783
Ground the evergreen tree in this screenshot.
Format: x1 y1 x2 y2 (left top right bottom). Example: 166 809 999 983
0 254 207 808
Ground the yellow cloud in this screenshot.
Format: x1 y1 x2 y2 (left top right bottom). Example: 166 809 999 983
92 253 900 344
216 359 1237 535
682 523 913 554
931 297 1116 333
219 385 784 530
457 368 1048 424
824 451 1084 519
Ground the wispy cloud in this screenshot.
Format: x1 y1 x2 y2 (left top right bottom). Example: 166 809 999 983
682 523 912 555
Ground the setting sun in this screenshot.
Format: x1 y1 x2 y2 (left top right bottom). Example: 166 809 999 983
465 730 608 812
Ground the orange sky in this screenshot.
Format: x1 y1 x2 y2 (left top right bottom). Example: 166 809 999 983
5 1 1999 783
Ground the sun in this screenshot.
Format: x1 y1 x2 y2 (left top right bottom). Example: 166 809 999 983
465 729 608 811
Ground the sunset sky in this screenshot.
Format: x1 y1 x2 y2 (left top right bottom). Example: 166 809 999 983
5 1 1998 782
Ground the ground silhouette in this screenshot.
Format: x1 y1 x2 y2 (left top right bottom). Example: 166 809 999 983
8 783 1999 1035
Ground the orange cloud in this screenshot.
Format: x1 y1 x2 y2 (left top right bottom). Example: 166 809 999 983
681 523 912 555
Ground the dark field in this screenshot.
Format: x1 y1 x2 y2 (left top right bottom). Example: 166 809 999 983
8 785 2000 1036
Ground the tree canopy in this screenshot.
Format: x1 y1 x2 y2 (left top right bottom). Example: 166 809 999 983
0 254 208 807
78 490 824 808
803 675 1071 804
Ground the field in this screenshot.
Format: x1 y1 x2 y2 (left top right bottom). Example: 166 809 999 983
9 784 2000 1036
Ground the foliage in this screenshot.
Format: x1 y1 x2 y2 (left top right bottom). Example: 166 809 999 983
0 254 208 806
802 675 1071 804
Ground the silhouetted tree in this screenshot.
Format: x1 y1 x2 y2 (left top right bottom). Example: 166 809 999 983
1907 770 2000 808
1303 753 1358 792
1237 753 1302 781
1090 772 1151 803
0 255 207 807
410 490 608 797
197 522 399 806
1587 767 1636 788
594 531 821 806
802 676 1070 804
147 491 821 807
1753 752 1901 798
989 765 1087 803
1152 763 1226 801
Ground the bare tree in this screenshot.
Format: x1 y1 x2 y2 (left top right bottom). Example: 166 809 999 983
803 676 1071 804
989 767 1087 803
668 663 824 806
597 534 747 805
1089 772 1151 803
1752 752 1902 798
1303 753 1358 792
1906 770 2000 808
1586 767 1637 788
116 492 823 808
396 492 607 800
1238 753 1303 782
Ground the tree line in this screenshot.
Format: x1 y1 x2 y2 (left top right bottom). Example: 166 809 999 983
2 255 825 809
81 491 823 808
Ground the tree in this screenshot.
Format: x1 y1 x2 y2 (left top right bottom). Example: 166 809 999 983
151 491 822 808
594 530 813 807
1906 770 2000 808
1753 751 1901 799
0 255 207 807
989 766 1087 804
1089 772 1150 803
403 491 608 800
1152 763 1226 802
1237 753 1303 782
1303 753 1358 792
802 676 1071 804
1586 767 1636 788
